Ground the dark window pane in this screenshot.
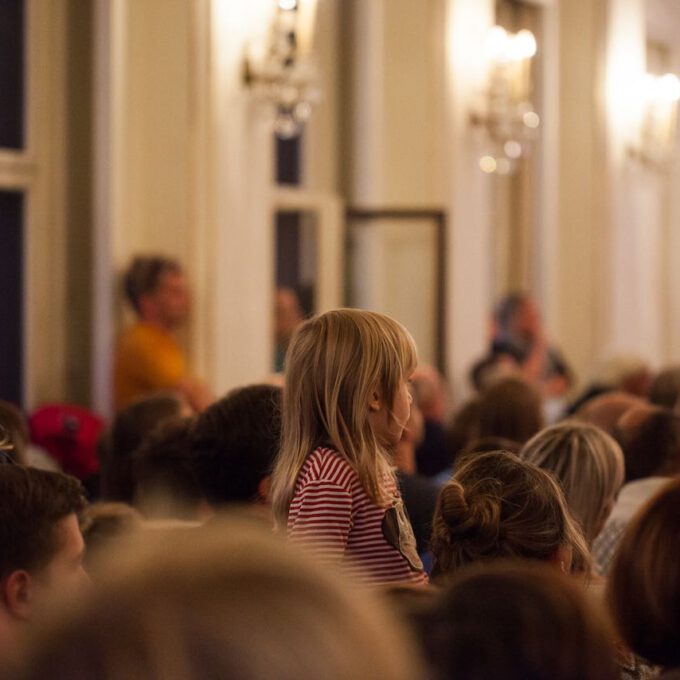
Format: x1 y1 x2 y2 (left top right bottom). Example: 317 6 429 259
276 133 302 185
0 191 24 404
0 0 25 149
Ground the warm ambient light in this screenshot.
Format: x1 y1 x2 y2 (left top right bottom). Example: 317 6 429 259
243 0 319 139
632 71 680 169
472 25 540 174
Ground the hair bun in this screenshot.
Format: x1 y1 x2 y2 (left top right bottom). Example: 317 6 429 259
438 479 503 550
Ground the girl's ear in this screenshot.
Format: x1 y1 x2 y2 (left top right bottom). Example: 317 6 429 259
368 389 383 412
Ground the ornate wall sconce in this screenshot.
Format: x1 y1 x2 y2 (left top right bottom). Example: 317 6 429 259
243 0 319 139
471 25 540 175
630 72 680 169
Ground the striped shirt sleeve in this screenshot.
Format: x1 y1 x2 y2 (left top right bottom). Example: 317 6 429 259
288 479 353 563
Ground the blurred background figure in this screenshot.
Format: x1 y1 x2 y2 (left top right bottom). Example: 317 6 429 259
11 518 422 680
649 364 680 411
490 292 573 398
413 562 618 680
568 354 653 415
99 392 187 504
114 256 213 412
274 287 304 373
607 478 680 678
592 404 680 573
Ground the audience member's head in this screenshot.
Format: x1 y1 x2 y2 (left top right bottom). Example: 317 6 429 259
477 376 544 445
0 402 28 466
594 354 652 398
14 518 421 680
79 502 142 571
649 365 680 410
132 417 205 520
444 398 481 470
607 477 680 669
274 287 304 357
576 390 644 437
453 435 521 472
101 392 186 503
411 364 449 423
521 421 625 545
495 292 540 342
419 561 617 680
123 255 189 329
431 450 590 580
469 353 519 392
191 384 282 505
615 404 680 482
0 466 87 656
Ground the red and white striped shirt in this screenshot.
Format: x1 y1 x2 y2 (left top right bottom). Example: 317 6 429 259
287 447 428 586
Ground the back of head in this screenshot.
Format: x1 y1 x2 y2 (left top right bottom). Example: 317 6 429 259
594 354 651 397
520 421 625 544
192 384 282 504
420 561 617 680
80 502 142 570
102 393 184 502
576 390 644 437
132 417 203 519
431 450 590 578
477 376 544 444
0 466 86 581
616 404 680 481
123 255 181 314
271 308 417 525
14 517 421 680
649 365 680 410
0 401 28 465
607 477 680 668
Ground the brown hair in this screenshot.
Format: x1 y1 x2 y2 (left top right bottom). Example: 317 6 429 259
123 255 182 314
132 417 203 519
101 392 185 503
607 477 680 668
0 466 87 580
80 502 142 570
15 517 422 680
477 377 544 444
0 400 29 465
431 450 590 579
419 561 617 680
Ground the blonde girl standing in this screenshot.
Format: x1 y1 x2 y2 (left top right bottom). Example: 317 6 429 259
271 309 428 586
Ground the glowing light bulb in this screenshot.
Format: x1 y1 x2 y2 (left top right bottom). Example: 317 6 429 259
523 111 540 129
479 156 497 173
278 0 297 10
485 26 509 62
510 29 536 61
504 140 522 159
657 73 680 103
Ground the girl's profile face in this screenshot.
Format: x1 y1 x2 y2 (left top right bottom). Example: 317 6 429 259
370 376 413 448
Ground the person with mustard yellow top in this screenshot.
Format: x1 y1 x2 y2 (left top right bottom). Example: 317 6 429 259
114 256 213 412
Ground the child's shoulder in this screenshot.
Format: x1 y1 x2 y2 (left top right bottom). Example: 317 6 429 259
298 446 359 490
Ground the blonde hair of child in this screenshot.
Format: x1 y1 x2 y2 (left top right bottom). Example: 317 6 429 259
271 309 418 527
520 420 625 544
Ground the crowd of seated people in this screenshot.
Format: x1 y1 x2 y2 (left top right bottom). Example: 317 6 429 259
1 298 680 679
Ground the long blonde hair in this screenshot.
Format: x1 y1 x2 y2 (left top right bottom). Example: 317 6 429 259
520 421 625 544
271 309 417 527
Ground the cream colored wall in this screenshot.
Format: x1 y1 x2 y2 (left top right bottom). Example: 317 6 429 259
63 0 680 411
